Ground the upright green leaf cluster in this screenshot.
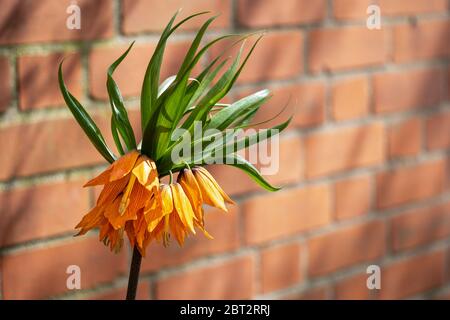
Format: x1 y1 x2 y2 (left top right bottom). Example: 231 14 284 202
58 11 291 191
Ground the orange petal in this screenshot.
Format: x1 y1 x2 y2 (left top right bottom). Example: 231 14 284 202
97 177 128 207
145 188 166 232
196 167 234 204
126 183 151 218
195 220 214 240
84 166 113 187
109 150 140 181
75 206 104 235
104 196 137 230
132 157 159 192
99 220 113 242
178 169 204 222
161 184 174 215
133 209 147 249
193 169 227 212
169 212 186 246
171 183 196 234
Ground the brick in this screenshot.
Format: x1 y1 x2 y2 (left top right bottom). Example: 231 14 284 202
155 256 254 299
88 282 150 300
18 52 81 110
237 0 326 27
334 175 372 220
333 0 449 20
283 287 329 300
208 164 261 196
376 159 446 209
332 0 374 20
141 207 239 272
380 0 449 16
261 243 302 293
308 221 386 276
0 180 88 247
374 68 445 113
0 0 113 45
388 118 422 158
332 76 369 121
426 111 450 150
392 202 450 251
0 118 107 181
335 251 445 299
208 135 303 196
244 83 325 129
394 20 450 63
305 123 385 178
1 237 126 299
0 57 11 112
210 31 303 84
380 251 445 299
262 135 303 186
121 0 231 34
335 273 380 300
89 42 191 100
309 27 387 72
243 184 331 244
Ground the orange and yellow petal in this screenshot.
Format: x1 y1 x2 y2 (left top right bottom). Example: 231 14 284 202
193 168 227 212
75 206 104 235
109 150 140 181
132 157 159 192
178 168 204 223
171 183 196 234
84 166 113 187
195 167 234 204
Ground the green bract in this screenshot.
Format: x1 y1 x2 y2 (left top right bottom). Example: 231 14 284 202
58 11 291 192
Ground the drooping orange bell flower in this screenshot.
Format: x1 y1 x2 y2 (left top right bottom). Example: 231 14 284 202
148 183 197 246
75 150 160 254
191 166 235 211
59 11 290 300
143 166 234 247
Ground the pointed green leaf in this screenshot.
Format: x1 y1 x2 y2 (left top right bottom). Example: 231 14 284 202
107 42 137 151
111 117 125 155
140 11 209 138
206 89 270 131
58 61 116 163
223 154 280 191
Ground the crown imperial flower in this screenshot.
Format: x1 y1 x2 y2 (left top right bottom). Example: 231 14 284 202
59 10 290 299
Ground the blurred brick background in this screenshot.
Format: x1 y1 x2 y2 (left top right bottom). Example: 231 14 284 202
0 0 449 300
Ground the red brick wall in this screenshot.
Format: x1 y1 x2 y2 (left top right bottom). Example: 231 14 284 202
0 0 449 300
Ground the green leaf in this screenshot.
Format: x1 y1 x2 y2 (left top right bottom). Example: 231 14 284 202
107 42 137 151
182 36 264 134
223 154 280 191
158 75 176 97
181 58 229 122
206 89 270 131
177 16 216 78
111 117 125 155
142 29 244 160
58 61 116 163
159 116 291 174
201 116 292 163
150 16 217 159
140 11 209 141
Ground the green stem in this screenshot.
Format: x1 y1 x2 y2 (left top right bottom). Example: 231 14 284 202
169 170 174 184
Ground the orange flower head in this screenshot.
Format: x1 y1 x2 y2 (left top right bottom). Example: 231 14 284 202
75 150 160 254
147 183 197 246
191 166 235 212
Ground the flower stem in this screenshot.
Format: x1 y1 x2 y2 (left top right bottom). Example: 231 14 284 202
126 246 142 300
